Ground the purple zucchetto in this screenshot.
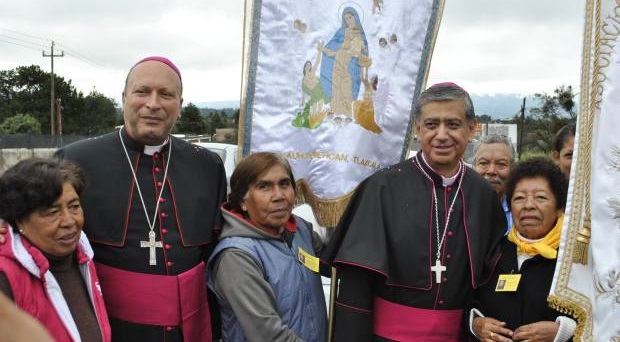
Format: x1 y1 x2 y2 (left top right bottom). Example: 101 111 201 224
428 82 465 91
132 56 182 81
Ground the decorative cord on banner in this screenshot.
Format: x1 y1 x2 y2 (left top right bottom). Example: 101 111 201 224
547 0 598 340
571 0 600 266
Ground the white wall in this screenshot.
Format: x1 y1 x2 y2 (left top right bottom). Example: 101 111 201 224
0 148 56 173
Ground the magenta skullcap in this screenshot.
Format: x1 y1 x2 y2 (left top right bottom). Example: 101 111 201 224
133 56 182 81
428 82 465 91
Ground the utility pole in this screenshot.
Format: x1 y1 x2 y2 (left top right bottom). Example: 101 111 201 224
42 41 64 135
518 97 526 160
55 98 62 135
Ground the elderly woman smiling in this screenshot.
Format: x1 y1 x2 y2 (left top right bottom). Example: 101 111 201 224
207 152 327 342
0 158 110 342
470 157 576 342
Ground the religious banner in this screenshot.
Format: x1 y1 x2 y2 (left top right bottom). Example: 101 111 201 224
549 0 620 340
239 0 445 226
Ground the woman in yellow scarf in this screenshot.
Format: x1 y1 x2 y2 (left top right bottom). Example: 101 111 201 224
469 157 576 342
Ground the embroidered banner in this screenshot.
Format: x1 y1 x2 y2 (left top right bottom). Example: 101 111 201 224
549 1 620 340
239 0 445 226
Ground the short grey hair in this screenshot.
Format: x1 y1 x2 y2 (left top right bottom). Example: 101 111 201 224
413 83 475 123
472 134 516 164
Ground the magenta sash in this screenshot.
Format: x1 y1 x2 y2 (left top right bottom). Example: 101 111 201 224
373 297 464 341
95 262 212 341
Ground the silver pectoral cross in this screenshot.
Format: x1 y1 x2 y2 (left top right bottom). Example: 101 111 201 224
431 259 446 284
140 231 163 266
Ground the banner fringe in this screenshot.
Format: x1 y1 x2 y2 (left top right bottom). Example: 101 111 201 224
295 179 354 228
548 295 589 341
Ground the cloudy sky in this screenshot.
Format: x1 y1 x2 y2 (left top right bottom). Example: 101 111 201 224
0 0 585 105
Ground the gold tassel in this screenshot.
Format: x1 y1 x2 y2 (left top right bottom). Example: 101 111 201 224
573 214 591 265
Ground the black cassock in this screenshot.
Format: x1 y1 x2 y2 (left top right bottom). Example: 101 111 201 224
322 153 505 341
472 239 568 333
56 129 226 342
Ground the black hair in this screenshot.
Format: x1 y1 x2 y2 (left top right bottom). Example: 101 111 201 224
228 152 296 213
505 157 567 211
552 123 576 152
413 83 475 123
0 158 84 228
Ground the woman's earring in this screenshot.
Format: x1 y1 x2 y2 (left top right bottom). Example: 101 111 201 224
241 204 247 211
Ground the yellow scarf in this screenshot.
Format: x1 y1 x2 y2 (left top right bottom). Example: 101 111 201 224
507 213 563 259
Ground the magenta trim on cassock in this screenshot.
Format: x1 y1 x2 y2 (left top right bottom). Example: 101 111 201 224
373 297 463 341
95 262 212 341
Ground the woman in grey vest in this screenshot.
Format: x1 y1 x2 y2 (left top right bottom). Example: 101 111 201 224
208 152 327 342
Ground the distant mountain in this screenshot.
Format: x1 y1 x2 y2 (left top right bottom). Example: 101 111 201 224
470 93 536 120
199 107 238 117
195 100 239 109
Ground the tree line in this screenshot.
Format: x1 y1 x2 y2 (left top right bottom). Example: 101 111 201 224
0 65 238 137
175 104 240 139
0 65 576 154
0 65 116 135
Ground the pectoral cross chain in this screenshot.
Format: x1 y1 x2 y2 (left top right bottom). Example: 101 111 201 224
431 259 446 284
140 231 163 266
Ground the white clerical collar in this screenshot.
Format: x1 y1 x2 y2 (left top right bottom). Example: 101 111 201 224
420 153 462 187
143 138 169 156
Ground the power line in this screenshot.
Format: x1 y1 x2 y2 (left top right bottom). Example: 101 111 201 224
0 27 50 43
0 33 47 49
0 29 103 69
56 43 103 69
0 38 43 52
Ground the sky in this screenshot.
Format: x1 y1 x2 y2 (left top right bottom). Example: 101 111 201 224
0 0 586 106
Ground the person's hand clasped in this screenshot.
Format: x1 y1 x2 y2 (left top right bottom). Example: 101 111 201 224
0 220 7 244
512 321 559 342
473 316 513 342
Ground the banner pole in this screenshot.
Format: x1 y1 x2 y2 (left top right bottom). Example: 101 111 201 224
327 266 337 342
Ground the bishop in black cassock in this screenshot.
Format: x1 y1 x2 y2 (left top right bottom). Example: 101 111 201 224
55 55 226 342
322 83 506 341
56 129 226 341
323 153 505 341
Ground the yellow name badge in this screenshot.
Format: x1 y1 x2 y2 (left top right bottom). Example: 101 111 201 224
297 247 320 273
495 274 522 292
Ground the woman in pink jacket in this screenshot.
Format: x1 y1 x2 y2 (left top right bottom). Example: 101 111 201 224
0 158 110 342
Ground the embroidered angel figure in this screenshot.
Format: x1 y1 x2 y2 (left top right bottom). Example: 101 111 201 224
606 198 620 228
372 0 384 14
594 268 620 305
608 145 620 172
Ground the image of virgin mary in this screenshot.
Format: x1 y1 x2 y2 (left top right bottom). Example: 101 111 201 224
319 7 370 119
